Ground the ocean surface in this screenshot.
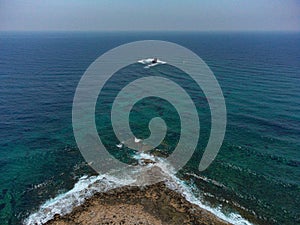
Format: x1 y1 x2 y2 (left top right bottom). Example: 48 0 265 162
0 32 299 225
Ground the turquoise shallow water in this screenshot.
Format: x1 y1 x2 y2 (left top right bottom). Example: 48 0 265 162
0 32 299 224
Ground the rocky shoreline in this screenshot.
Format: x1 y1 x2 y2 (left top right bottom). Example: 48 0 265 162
45 182 231 225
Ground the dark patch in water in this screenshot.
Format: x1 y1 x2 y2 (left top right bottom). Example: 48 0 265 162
0 160 8 169
287 160 300 167
0 203 5 211
0 189 7 200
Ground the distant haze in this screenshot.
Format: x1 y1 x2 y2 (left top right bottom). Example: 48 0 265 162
0 0 299 31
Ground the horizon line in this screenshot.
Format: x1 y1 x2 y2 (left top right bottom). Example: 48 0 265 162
1 29 299 33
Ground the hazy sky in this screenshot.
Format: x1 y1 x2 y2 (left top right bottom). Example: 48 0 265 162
0 0 299 31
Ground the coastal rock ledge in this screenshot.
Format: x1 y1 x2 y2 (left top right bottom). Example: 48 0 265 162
45 182 231 225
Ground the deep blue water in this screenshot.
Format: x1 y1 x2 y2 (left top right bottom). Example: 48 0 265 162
0 32 299 225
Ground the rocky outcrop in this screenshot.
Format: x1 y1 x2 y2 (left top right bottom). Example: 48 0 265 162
45 182 231 225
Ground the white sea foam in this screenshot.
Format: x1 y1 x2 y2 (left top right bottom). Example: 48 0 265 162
138 58 166 68
24 153 253 225
116 143 123 148
24 175 136 225
136 153 253 225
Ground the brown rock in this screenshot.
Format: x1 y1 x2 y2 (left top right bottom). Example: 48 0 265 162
45 182 232 225
141 158 156 165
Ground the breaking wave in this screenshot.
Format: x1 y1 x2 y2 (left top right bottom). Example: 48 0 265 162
24 153 252 225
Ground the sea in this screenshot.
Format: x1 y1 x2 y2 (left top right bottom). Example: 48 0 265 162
0 31 299 225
